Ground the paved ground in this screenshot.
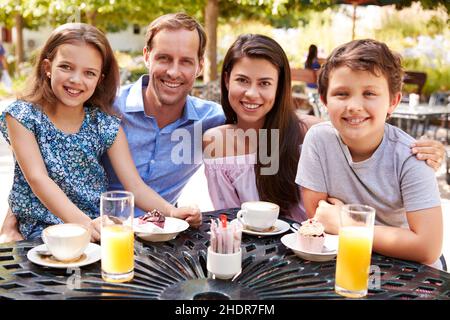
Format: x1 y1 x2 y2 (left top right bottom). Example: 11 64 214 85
0 98 449 269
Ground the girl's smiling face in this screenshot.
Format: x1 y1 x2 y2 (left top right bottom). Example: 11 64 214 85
44 42 102 111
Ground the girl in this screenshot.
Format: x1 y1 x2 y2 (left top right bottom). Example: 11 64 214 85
0 23 200 242
202 34 445 224
203 34 315 222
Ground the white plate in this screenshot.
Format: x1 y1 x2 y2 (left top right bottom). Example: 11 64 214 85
27 243 101 268
233 219 290 236
133 216 189 242
281 233 338 262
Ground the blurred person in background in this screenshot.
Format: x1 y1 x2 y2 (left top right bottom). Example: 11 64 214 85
0 41 12 93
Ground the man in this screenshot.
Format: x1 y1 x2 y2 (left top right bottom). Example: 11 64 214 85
102 13 225 217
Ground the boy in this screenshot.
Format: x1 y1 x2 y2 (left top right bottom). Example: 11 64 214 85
296 39 443 268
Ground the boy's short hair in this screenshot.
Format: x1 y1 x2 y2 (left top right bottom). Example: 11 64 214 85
318 39 403 103
144 12 206 61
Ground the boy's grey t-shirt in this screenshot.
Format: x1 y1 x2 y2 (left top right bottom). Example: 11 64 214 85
296 122 440 228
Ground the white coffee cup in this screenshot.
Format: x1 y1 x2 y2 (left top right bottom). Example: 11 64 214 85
207 246 242 280
237 201 279 232
42 224 91 262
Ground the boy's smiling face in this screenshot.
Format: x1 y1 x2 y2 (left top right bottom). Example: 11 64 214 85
325 66 401 159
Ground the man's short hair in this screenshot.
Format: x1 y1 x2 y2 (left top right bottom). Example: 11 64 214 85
318 39 404 103
145 12 206 60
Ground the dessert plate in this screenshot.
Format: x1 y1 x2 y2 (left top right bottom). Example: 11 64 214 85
232 219 290 236
281 233 338 262
133 217 189 242
27 243 101 268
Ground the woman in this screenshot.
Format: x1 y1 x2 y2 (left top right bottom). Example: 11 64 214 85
203 34 315 222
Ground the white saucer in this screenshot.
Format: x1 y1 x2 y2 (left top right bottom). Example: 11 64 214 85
27 243 101 268
233 219 290 236
133 216 189 242
281 233 338 262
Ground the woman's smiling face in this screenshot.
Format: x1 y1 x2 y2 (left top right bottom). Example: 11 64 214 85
226 56 279 129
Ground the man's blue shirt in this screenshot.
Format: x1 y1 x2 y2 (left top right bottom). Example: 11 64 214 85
102 75 225 217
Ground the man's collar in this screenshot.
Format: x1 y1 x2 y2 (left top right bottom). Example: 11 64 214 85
182 96 200 122
124 75 148 113
124 74 200 122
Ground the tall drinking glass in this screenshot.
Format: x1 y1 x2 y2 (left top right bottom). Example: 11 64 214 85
335 204 375 298
101 191 134 283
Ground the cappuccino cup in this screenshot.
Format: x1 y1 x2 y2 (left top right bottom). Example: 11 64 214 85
237 201 279 232
42 224 91 262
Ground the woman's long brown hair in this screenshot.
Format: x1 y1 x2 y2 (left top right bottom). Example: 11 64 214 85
221 34 306 215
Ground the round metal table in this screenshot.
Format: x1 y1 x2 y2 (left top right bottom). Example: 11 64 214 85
1 209 449 300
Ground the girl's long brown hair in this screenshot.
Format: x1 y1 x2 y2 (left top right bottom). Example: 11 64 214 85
221 34 306 215
21 23 119 114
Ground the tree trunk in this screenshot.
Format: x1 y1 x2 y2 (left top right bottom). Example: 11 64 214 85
204 0 219 83
351 3 357 40
86 11 97 26
14 14 24 67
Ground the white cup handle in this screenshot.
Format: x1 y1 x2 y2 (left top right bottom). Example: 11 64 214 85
237 209 246 226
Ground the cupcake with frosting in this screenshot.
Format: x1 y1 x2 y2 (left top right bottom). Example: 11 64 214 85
297 218 325 253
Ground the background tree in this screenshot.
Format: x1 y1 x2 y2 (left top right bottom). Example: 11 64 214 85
0 0 49 67
1 0 448 81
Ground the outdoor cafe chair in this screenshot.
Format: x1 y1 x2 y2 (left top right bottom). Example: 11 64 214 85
402 71 427 102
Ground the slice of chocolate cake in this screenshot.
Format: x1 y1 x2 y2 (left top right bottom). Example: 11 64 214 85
138 209 166 229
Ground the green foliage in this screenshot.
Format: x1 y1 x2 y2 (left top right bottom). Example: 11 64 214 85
1 0 448 95
216 3 449 96
216 8 337 69
372 5 449 98
0 0 50 29
403 58 450 96
1 0 446 32
127 67 147 83
375 7 447 40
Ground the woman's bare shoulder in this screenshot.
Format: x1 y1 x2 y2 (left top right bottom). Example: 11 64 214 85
202 124 236 155
203 124 236 141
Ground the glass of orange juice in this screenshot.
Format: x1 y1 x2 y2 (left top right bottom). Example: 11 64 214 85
101 191 134 283
335 204 375 298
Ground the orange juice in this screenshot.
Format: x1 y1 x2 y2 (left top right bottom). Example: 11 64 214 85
335 226 373 297
101 225 134 282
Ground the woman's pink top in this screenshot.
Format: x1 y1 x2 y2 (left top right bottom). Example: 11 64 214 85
204 153 306 222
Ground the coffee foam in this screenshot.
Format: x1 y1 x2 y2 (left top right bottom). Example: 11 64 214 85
244 201 278 211
47 225 86 237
